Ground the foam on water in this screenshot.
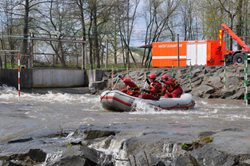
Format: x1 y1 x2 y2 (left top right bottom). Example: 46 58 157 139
0 85 99 105
130 99 203 115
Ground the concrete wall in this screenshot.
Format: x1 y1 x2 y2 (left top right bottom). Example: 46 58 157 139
87 69 104 83
0 69 88 88
0 69 32 88
32 69 87 88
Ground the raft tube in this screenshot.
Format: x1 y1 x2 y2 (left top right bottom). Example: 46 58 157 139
100 90 195 112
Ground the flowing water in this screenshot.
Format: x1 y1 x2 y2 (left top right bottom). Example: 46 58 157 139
0 85 250 145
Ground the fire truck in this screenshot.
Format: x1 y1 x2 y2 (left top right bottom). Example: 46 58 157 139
151 24 250 67
218 23 250 65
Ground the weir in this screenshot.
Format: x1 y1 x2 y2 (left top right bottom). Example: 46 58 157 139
0 68 89 88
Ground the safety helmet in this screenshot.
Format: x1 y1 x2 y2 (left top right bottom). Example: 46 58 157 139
123 77 132 84
148 73 157 79
161 74 169 80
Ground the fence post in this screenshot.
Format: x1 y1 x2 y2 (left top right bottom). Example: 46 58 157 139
171 65 174 78
111 67 114 88
244 53 248 106
17 52 21 97
223 56 227 89
188 61 192 90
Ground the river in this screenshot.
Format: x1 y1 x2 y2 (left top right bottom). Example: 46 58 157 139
0 85 249 144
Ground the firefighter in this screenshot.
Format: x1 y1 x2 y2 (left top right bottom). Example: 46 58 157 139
119 75 140 97
161 74 183 98
139 73 162 100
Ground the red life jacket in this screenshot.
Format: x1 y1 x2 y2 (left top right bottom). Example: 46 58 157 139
149 80 162 95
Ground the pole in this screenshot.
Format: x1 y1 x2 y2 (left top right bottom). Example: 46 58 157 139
177 34 180 67
244 53 248 106
127 64 129 76
81 37 85 70
111 67 114 88
171 65 174 78
17 52 21 97
105 40 108 69
189 61 192 90
223 56 227 89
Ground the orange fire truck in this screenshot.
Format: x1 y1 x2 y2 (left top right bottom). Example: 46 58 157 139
219 23 250 65
151 24 250 67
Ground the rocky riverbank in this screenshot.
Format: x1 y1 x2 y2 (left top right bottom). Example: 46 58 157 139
2 119 250 166
100 64 249 100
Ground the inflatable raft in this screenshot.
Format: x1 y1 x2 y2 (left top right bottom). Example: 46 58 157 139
100 90 195 112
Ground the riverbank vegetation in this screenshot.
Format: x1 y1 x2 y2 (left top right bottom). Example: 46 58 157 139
0 0 249 69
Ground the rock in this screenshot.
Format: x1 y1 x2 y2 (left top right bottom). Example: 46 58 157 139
228 88 244 99
52 156 91 166
191 145 236 166
205 76 223 89
198 131 217 137
8 137 33 144
220 88 236 99
23 149 47 163
191 68 202 77
240 159 250 165
153 161 167 166
192 84 215 98
84 130 116 140
89 80 108 92
1 149 48 165
174 154 199 166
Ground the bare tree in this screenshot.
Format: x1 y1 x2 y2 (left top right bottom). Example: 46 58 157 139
75 0 87 69
0 0 23 68
218 0 242 50
141 0 179 67
117 0 140 68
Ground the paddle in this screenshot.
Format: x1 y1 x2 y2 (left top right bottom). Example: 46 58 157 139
112 74 122 90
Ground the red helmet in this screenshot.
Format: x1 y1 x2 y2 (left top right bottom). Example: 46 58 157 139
123 77 132 84
161 74 169 80
148 73 157 79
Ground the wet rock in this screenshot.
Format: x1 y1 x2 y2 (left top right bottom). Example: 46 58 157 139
198 131 216 137
191 145 236 166
241 159 250 165
89 80 108 92
52 156 92 166
10 149 46 164
1 149 47 166
221 128 242 132
84 130 117 140
153 161 166 166
174 154 199 166
8 137 33 144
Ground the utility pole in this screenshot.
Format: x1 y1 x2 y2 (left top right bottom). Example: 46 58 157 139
177 34 180 67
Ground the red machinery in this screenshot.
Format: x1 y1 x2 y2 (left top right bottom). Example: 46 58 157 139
218 23 250 65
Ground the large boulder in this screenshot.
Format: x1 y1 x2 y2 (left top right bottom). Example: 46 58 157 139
192 84 215 98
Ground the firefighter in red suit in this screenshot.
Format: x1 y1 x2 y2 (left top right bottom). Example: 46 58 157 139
119 76 140 97
161 74 183 98
139 73 162 100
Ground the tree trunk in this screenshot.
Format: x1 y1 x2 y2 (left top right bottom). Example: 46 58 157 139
229 16 234 50
93 3 100 68
236 0 243 50
22 0 29 68
78 0 86 69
